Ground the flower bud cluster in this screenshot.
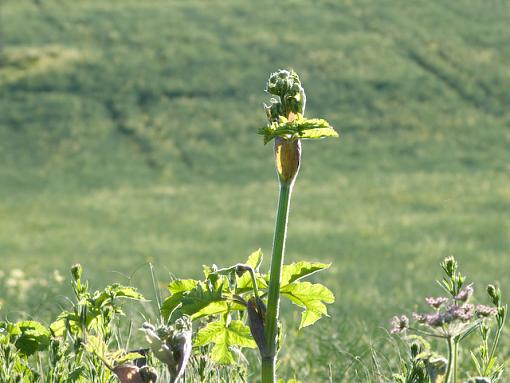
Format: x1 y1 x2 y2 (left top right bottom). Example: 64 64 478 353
265 69 306 121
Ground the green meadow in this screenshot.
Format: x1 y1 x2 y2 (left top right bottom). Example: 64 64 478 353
1 0 509 380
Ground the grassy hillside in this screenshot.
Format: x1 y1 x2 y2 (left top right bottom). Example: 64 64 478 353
1 0 509 380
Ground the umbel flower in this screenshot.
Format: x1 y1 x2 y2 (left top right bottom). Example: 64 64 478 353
389 257 507 383
408 285 488 338
390 315 409 334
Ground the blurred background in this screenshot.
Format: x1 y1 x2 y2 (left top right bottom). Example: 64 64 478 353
1 0 509 379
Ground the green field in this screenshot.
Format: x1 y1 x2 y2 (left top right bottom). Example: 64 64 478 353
1 0 509 380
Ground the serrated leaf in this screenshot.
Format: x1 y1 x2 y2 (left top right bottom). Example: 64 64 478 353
298 127 338 139
168 279 199 294
259 114 338 144
50 311 78 337
280 282 335 328
195 319 256 364
236 273 268 294
190 301 230 320
94 284 145 308
13 321 51 356
161 292 185 321
161 279 200 320
84 334 108 359
177 281 225 319
246 249 263 270
280 261 331 287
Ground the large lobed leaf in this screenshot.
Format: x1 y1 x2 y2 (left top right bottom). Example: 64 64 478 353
162 280 227 321
259 114 338 144
280 261 331 287
280 281 335 328
12 321 51 356
195 319 256 364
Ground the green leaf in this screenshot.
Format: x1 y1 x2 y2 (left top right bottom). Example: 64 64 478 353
280 282 335 328
94 284 145 307
168 279 199 294
161 279 200 320
13 321 51 356
259 114 338 144
177 281 226 320
84 334 108 359
50 311 84 337
298 127 339 139
161 292 186 320
246 249 263 270
236 273 268 294
195 319 256 364
280 261 331 287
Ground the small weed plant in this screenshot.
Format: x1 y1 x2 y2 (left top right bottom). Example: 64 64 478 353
390 257 507 383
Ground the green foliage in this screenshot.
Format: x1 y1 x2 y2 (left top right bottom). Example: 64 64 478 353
12 321 51 356
160 250 334 366
280 281 335 329
195 317 256 364
1 1 509 381
279 261 330 286
259 114 338 144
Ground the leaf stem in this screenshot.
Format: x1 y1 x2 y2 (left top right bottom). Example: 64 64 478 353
262 182 293 383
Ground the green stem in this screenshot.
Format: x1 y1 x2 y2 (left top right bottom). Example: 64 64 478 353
262 182 293 383
452 340 458 383
485 324 503 375
445 337 453 383
445 337 458 383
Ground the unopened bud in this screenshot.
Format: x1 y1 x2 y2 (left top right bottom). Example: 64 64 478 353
410 342 420 358
274 137 301 185
71 264 82 281
487 284 500 306
266 69 292 97
441 256 457 277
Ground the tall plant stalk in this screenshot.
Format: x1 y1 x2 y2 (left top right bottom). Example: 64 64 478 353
257 69 337 383
262 172 294 382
